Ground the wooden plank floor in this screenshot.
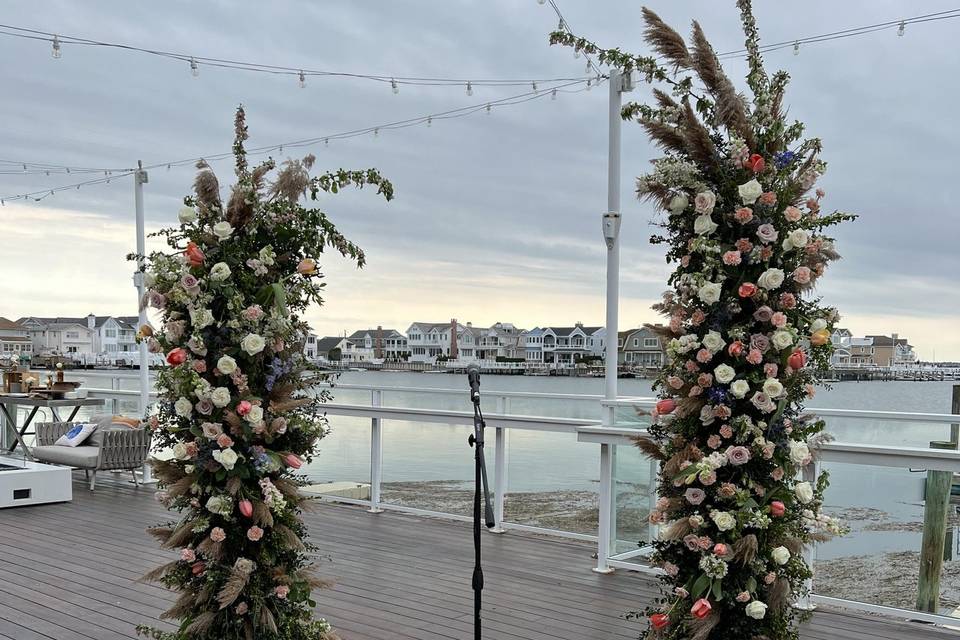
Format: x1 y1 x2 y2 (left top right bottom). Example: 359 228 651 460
0 475 956 640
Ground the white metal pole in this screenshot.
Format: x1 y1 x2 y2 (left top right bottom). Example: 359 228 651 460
596 69 626 574
492 395 508 533
369 389 383 513
134 162 154 484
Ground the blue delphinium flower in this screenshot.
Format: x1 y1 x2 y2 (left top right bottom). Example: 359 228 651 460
774 151 795 169
707 386 729 405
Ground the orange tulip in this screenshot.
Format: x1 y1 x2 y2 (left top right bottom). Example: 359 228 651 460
184 242 205 267
810 329 831 346
296 258 317 276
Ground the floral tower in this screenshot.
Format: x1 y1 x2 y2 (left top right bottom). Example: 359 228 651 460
135 107 392 640
552 2 853 639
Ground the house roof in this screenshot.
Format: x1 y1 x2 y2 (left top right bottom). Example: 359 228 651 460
316 337 350 352
546 326 602 337
349 328 403 340
0 317 26 331
0 335 30 342
866 335 911 347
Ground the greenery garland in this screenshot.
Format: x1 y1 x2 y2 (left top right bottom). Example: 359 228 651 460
133 107 392 640
553 3 853 639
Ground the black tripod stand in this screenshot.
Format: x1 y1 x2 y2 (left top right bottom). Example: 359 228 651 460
467 365 495 640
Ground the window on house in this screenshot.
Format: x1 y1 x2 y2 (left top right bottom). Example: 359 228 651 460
105 329 117 338
633 339 639 347
644 338 659 348
66 331 79 339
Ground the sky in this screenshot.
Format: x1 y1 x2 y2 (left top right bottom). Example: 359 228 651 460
0 1 958 361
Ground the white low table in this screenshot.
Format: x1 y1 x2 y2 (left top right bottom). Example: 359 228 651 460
0 456 73 508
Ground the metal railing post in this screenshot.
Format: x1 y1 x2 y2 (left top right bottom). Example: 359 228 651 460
368 389 383 513
595 435 615 574
646 457 660 544
492 395 508 533
796 459 820 610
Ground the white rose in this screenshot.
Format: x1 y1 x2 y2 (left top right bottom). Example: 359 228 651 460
771 546 791 565
217 355 237 375
206 495 232 516
209 262 231 281
714 364 736 385
694 190 716 214
212 221 234 239
730 379 751 399
210 386 231 408
710 510 736 532
810 318 828 332
757 268 785 290
789 441 811 466
241 333 266 356
184 465 195 474
698 282 722 305
174 397 193 417
668 194 689 215
213 448 239 471
745 601 768 620
702 331 725 353
178 207 198 224
762 378 784 398
172 442 189 460
738 179 763 205
772 330 794 350
694 214 718 236
795 481 814 504
245 405 264 424
787 229 809 250
190 307 214 330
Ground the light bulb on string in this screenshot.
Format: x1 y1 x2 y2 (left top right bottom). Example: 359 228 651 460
898 21 905 37
298 70 306 88
52 35 61 59
532 81 538 92
391 78 399 94
190 57 199 77
537 0 546 4
574 49 580 59
793 41 799 55
557 19 564 31
373 128 379 138
427 116 432 127
324 138 329 146
586 78 592 91
466 81 473 96
485 104 491 115
585 59 591 73
22 164 26 172
551 88 557 100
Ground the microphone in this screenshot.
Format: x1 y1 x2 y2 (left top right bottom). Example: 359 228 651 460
467 364 481 403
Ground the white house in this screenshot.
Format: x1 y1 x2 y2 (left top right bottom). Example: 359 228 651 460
541 324 604 365
474 322 525 361
348 327 409 361
407 320 477 363
0 317 32 362
522 328 545 363
312 336 357 362
19 317 96 359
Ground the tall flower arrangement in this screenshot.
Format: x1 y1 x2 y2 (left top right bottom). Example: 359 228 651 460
134 107 392 640
552 3 853 640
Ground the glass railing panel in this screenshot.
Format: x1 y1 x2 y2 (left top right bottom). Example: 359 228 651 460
505 428 599 536
301 414 371 501
612 442 654 555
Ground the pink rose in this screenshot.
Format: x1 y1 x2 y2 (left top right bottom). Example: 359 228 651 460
751 392 776 413
681 254 691 267
193 360 207 373
270 417 288 435
685 360 700 373
697 536 713 550
696 348 713 364
688 385 703 397
691 309 706 325
764 363 779 378
707 434 722 449
274 585 290 600
147 337 162 353
216 434 234 448
713 543 729 556
770 468 785 482
669 316 682 333
753 306 773 323
210 527 226 542
771 312 787 328
180 548 196 563
667 376 685 390
722 250 742 266
756 224 778 244
764 572 777 585
783 206 803 222
720 424 734 438
185 442 198 458
196 398 213 415
746 349 763 365
697 373 713 388
663 562 679 577
148 291 167 309
736 591 751 603
235 602 248 615
759 191 777 206
683 534 701 551
735 238 754 253
726 446 751 466
780 292 797 309
236 400 252 417
793 266 812 284
713 405 731 420
241 305 264 321
700 471 717 486
247 526 264 542
675 587 689 598
685 488 706 505
734 207 754 224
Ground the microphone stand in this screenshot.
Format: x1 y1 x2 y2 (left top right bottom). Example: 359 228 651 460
468 372 495 640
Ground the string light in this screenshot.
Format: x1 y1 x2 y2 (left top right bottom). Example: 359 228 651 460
466 81 473 96
298 70 306 88
793 41 800 55
532 80 538 91
51 34 61 58
585 59 591 72
898 21 905 36
189 57 199 77
485 104 491 115
391 78 398 94
538 0 546 4
2 78 589 203
586 78 592 90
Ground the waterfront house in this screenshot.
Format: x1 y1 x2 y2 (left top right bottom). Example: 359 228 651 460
407 320 476 363
830 328 853 366
618 326 667 368
18 316 96 360
866 334 916 366
312 336 357 362
522 327 545 363
0 317 33 361
348 327 409 361
541 323 603 365
475 322 525 361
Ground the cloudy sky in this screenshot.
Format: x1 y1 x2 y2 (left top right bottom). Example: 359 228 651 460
1 1 958 360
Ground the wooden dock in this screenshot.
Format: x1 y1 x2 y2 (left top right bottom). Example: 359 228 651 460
0 475 957 640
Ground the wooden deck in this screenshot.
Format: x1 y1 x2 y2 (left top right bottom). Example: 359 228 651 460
0 475 956 640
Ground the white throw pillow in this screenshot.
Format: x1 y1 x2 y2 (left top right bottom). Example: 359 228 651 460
55 423 98 447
